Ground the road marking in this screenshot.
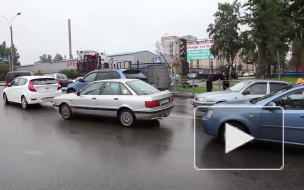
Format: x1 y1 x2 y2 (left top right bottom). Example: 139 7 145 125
169 114 201 120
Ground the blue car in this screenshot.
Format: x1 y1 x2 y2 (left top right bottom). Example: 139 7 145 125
202 85 304 145
67 69 147 93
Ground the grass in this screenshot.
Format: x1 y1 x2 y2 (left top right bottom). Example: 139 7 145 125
268 77 299 83
0 81 4 83
178 86 220 93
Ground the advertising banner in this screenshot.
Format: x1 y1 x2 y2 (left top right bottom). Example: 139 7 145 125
187 44 214 60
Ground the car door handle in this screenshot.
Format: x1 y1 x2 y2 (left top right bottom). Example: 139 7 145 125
114 98 118 100
92 98 96 100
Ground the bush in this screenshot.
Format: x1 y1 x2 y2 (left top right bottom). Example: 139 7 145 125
59 69 78 79
34 70 43 76
0 63 9 81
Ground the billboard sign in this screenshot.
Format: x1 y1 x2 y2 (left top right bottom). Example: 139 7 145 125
187 44 214 60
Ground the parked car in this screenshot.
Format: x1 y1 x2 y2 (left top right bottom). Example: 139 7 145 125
4 71 32 87
188 73 207 80
202 84 304 145
66 69 148 93
193 80 291 111
44 73 73 87
3 76 62 109
54 79 174 127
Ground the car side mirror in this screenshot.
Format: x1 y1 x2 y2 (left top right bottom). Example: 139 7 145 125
76 91 81 96
264 102 277 110
79 78 84 82
242 89 250 95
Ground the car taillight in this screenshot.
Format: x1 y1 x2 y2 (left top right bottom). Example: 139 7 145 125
28 81 37 92
171 96 174 102
4 81 8 88
56 80 62 90
145 100 160 108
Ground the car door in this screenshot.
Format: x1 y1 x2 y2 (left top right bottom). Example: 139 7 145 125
97 82 123 117
275 89 304 144
6 78 20 102
240 82 268 100
16 78 27 101
75 72 98 91
73 82 104 115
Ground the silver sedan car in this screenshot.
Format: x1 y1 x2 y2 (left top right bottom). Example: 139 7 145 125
193 79 291 110
53 79 174 127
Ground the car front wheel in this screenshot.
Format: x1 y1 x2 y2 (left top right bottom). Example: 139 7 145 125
67 89 75 94
3 93 9 105
60 103 74 120
118 109 136 127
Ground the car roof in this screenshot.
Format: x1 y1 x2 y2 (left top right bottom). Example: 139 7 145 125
93 79 138 83
16 76 55 80
243 79 290 83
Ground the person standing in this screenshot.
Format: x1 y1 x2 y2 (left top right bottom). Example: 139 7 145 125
222 70 229 90
206 70 213 92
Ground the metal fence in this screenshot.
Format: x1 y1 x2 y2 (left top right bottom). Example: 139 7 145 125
171 79 242 96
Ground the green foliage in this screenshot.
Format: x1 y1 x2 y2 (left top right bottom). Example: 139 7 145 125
0 41 21 66
207 0 242 66
59 69 78 79
53 53 63 62
237 63 243 71
0 63 9 81
39 54 52 63
34 70 43 75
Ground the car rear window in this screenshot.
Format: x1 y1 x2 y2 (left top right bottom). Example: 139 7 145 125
123 70 147 80
31 78 56 85
126 80 160 95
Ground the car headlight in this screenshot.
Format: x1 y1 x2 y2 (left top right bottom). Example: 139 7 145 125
206 109 214 118
196 97 208 102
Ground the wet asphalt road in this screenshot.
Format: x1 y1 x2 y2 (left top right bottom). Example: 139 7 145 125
0 87 304 190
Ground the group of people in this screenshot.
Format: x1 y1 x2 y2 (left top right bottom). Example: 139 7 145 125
206 70 229 92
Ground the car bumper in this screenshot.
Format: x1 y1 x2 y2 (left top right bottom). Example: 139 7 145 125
192 100 215 111
134 104 174 120
26 90 62 104
202 116 221 137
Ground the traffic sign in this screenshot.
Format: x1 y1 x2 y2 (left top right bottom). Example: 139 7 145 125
2 56 9 63
154 56 161 63
225 123 254 154
172 62 180 67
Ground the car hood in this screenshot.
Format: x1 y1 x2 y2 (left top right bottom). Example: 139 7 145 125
196 90 238 98
212 99 254 107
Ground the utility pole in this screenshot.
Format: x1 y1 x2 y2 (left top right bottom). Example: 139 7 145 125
68 19 73 59
0 13 21 71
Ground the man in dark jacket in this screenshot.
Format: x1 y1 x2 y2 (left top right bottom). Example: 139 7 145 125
206 71 214 92
222 70 229 90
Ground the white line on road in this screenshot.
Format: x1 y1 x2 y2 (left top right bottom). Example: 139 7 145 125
169 114 201 120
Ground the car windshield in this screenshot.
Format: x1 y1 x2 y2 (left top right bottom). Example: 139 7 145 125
229 80 252 92
254 85 293 104
189 73 197 78
126 80 160 95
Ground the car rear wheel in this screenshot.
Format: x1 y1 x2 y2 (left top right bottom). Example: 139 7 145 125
118 109 136 127
219 122 248 144
60 103 74 120
21 96 29 110
67 89 75 94
3 93 9 105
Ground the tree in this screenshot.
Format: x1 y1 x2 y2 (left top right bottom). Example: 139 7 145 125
0 63 9 81
237 63 243 71
0 41 21 67
39 54 52 63
207 0 242 79
34 70 43 76
53 53 63 62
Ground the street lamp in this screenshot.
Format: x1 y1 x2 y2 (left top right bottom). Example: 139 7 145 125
0 12 21 71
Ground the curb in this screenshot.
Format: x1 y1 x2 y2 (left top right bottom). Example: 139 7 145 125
172 92 195 98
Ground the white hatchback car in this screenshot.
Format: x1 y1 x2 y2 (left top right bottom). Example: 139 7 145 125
53 79 174 127
3 76 62 109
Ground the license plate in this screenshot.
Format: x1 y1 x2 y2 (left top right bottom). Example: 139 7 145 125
43 97 54 102
161 98 170 105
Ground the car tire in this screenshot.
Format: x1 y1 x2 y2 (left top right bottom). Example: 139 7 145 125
219 122 248 144
21 96 29 110
118 109 136 127
60 103 74 120
3 93 9 105
67 89 75 94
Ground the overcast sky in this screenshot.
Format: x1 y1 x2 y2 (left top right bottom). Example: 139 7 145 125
0 0 244 65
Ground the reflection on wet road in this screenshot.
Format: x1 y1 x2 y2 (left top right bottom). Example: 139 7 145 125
0 87 304 189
